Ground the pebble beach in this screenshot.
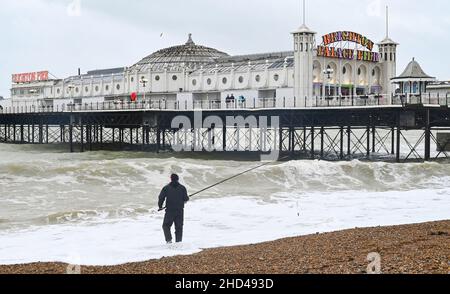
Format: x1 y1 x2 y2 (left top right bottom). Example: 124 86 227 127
1 220 448 274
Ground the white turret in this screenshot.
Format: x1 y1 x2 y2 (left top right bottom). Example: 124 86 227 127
292 0 316 107
377 6 399 96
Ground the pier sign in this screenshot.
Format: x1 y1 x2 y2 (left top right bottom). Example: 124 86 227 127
12 71 49 84
317 31 380 63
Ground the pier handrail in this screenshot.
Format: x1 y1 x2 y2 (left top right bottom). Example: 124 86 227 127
0 93 448 115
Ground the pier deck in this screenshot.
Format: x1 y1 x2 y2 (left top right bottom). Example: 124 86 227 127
1 98 449 162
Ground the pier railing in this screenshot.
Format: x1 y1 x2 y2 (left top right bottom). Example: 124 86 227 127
0 93 448 114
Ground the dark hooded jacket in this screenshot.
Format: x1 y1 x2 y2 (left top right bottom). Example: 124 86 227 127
158 181 189 211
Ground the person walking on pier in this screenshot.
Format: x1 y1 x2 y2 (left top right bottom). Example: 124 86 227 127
158 174 190 244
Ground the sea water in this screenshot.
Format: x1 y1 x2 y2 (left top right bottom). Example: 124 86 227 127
0 132 449 265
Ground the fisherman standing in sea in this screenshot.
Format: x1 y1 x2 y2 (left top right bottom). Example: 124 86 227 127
158 174 190 244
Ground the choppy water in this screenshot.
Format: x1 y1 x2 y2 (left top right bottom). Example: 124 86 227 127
0 136 449 266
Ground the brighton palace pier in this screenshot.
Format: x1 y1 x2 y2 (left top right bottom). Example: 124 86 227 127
1 12 450 162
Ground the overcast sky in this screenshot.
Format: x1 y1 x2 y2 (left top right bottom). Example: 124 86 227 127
0 0 449 97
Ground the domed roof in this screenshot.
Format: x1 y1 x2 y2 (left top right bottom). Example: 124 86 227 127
130 34 229 72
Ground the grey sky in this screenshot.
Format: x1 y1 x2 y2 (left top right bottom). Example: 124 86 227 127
0 0 449 97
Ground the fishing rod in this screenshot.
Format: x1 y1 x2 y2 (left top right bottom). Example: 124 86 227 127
158 155 290 211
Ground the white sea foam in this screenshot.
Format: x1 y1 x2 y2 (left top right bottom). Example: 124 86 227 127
0 190 449 266
0 143 449 266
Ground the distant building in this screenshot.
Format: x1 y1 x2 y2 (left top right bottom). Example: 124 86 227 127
427 81 450 98
392 58 436 95
7 5 445 109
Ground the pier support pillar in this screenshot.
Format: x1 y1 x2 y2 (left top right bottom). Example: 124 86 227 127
279 127 283 152
303 127 307 151
320 127 324 159
424 109 431 161
347 127 351 157
141 126 145 151
310 126 315 159
222 126 227 151
80 124 84 153
38 124 43 144
20 125 24 144
396 127 401 163
156 128 161 153
340 126 344 160
366 126 370 157
69 124 74 153
372 126 376 153
391 127 395 155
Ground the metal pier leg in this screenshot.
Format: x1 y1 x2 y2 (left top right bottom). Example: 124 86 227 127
366 126 370 157
100 126 103 147
320 127 324 159
162 129 166 149
222 125 227 152
372 126 376 153
89 125 93 151
156 128 161 153
129 128 133 146
347 126 351 157
69 124 74 153
425 109 431 161
340 126 344 160
13 125 16 142
310 126 315 159
38 124 43 144
288 127 293 153
136 128 139 145
279 127 283 153
20 125 24 144
141 125 145 151
396 127 401 163
80 124 84 153
46 125 49 144
391 127 395 155
32 125 35 144
303 127 307 151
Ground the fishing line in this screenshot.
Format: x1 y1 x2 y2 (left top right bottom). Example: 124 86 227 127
158 155 291 211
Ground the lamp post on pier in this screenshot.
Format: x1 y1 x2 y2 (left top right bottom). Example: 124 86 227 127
323 68 334 106
140 77 149 107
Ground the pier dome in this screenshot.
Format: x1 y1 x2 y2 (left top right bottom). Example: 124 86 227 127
130 34 229 72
